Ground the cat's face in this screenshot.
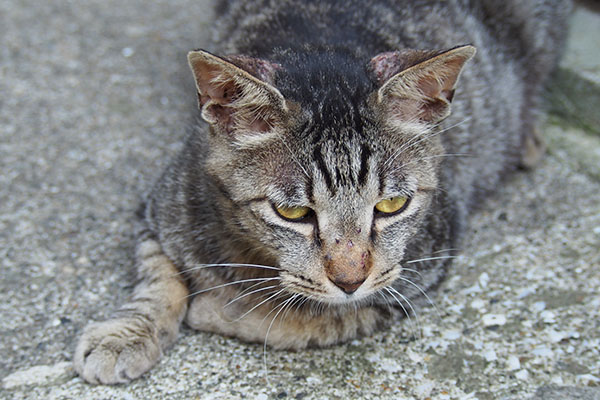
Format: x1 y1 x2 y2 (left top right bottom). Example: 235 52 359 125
188 46 474 305
235 124 441 305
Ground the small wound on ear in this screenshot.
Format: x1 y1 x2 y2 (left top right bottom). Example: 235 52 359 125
369 52 404 84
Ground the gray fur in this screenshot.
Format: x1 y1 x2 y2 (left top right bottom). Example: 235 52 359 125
75 0 571 384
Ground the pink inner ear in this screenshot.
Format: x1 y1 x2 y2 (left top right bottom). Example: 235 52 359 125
205 103 233 129
197 68 275 134
417 73 441 99
416 75 455 103
248 118 272 133
196 65 241 107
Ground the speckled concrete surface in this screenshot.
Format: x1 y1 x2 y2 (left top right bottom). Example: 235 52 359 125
1 1 599 399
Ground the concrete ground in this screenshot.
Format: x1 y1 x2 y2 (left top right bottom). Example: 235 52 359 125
1 1 598 399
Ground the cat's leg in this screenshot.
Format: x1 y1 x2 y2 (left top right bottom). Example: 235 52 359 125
185 289 391 350
74 236 188 384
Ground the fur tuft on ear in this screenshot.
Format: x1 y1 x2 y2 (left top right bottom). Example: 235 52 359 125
187 50 287 137
371 45 476 124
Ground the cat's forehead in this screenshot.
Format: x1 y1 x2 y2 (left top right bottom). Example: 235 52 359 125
281 114 423 200
277 50 374 120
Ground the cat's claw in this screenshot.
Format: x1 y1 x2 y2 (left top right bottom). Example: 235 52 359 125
74 318 162 384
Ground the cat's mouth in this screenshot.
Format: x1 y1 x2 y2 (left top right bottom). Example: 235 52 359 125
278 263 401 306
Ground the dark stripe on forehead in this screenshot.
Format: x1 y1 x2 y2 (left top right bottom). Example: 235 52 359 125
310 110 323 145
335 166 343 187
313 147 335 193
297 119 310 138
349 94 364 135
344 142 357 187
357 144 371 187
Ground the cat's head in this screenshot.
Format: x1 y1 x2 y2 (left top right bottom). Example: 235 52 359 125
188 45 474 305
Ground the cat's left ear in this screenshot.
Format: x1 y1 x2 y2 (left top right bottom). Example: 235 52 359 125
370 45 476 124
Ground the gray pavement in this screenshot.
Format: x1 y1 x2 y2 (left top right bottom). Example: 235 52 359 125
1 1 599 399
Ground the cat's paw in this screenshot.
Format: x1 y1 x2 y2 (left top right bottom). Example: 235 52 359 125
520 125 546 169
74 317 162 384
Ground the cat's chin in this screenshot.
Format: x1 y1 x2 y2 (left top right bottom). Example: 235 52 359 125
319 295 373 307
291 287 377 307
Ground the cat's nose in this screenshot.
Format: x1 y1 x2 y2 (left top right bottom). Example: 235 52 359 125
324 242 372 295
329 277 366 295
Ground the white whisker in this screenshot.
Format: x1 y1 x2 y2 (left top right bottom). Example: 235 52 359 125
274 131 310 179
436 116 473 134
431 248 461 254
293 294 313 314
185 277 281 299
234 279 271 299
377 290 393 312
174 263 281 276
405 255 457 264
224 285 279 307
384 128 440 169
262 294 298 384
399 267 424 279
259 294 295 327
383 117 472 170
281 294 303 323
396 276 442 322
388 286 422 340
384 287 418 339
231 288 287 322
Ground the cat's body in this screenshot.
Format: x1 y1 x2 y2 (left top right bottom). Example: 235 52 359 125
74 0 571 384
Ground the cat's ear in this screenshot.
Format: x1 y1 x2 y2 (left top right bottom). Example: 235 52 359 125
370 45 476 124
187 50 287 137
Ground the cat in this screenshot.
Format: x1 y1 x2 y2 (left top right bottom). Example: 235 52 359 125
74 0 571 384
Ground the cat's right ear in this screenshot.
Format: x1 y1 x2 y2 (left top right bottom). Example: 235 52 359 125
188 50 288 139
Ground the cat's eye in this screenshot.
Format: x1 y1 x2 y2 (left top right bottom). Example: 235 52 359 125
374 196 410 216
274 205 312 222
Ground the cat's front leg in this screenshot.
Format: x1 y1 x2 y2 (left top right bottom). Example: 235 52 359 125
74 237 188 384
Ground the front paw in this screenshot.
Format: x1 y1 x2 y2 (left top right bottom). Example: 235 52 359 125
74 317 161 384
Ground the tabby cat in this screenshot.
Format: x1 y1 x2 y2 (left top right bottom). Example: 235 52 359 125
74 0 571 384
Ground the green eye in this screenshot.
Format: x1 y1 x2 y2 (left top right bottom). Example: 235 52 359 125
275 205 312 221
375 196 409 215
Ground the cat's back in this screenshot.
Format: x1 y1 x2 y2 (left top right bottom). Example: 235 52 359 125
213 0 569 57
